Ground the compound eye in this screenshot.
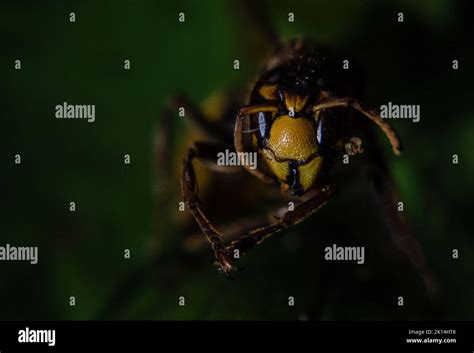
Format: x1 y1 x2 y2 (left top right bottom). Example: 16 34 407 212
316 115 324 145
251 112 272 145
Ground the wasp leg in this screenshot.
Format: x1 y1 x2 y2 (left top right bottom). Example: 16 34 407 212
372 172 439 300
183 215 270 253
313 96 402 156
343 137 364 155
181 142 240 276
331 136 365 157
226 184 336 256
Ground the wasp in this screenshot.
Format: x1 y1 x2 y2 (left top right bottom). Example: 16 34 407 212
174 3 435 297
180 37 401 276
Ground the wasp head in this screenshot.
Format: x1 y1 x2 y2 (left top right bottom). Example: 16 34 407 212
277 67 319 115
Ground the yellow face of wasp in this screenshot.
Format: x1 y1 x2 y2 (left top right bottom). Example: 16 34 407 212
262 114 323 194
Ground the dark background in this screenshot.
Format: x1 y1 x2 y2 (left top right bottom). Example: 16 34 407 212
1 0 473 320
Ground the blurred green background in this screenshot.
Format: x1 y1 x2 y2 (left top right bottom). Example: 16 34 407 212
1 0 473 320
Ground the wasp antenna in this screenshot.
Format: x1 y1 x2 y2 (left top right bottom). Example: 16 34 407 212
313 96 402 156
242 128 261 133
239 104 278 117
351 100 402 156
